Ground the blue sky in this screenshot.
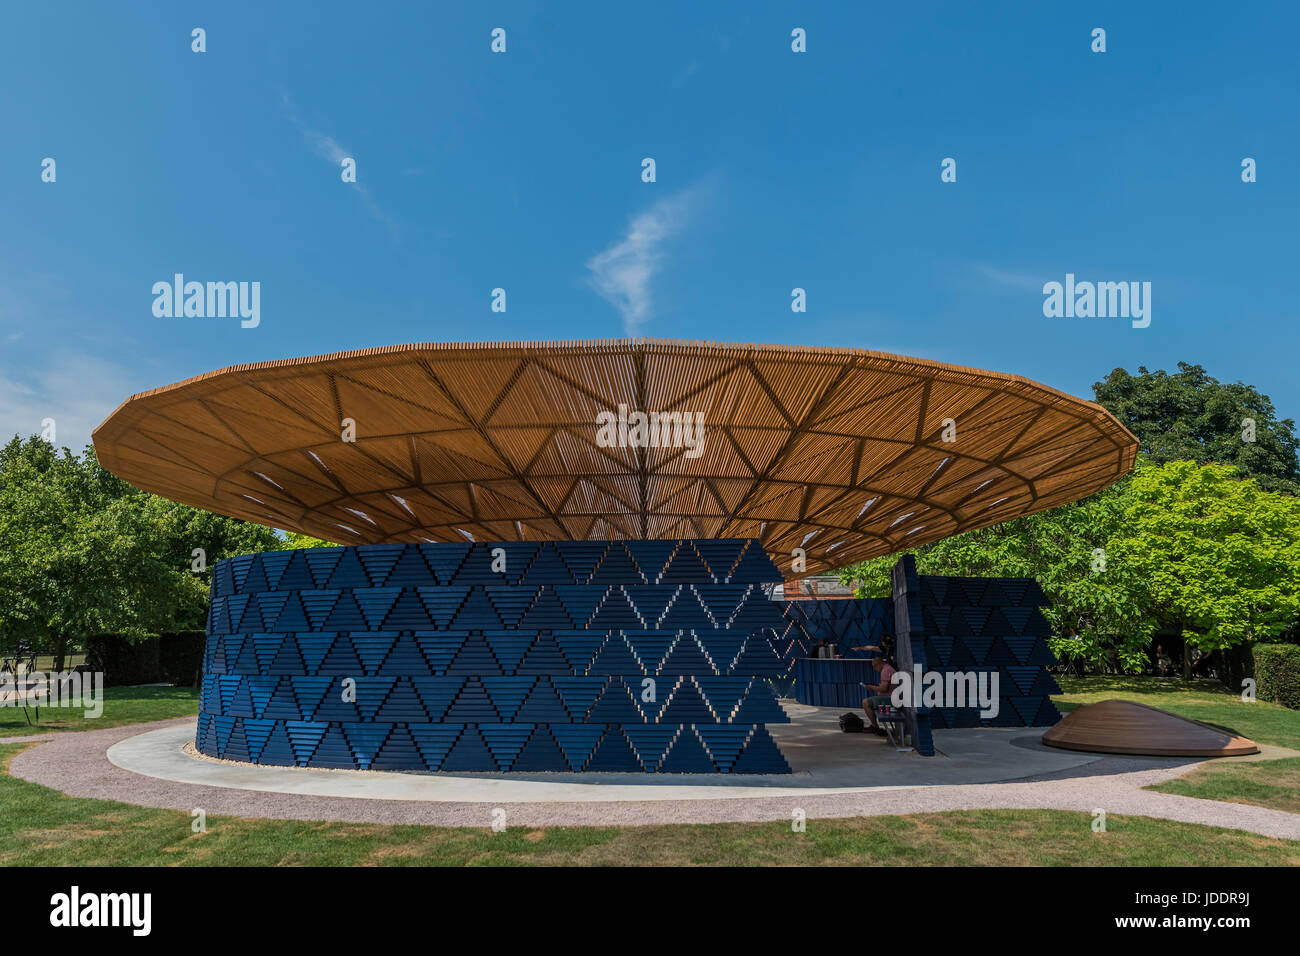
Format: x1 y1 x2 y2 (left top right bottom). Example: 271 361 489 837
2 1 1297 452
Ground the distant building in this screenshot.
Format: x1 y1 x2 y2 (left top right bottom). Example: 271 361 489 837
785 574 857 599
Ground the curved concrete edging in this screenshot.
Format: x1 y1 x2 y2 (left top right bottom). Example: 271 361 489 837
106 722 1095 803
9 716 1300 836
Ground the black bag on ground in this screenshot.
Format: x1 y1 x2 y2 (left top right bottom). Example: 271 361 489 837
839 712 865 733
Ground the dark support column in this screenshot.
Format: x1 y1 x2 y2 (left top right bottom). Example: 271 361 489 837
890 555 933 755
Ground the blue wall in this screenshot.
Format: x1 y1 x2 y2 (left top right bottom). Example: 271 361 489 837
773 561 1061 757
775 597 893 695
912 573 1062 729
892 556 1061 755
198 539 792 773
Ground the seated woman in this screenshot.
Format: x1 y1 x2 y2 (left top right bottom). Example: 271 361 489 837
852 642 897 737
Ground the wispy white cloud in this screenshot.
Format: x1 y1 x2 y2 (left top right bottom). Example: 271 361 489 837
280 91 398 237
976 264 1044 291
671 60 700 88
0 353 141 455
586 188 699 334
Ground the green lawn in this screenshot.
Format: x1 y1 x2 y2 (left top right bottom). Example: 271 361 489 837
0 678 1294 865
2 743 1297 865
31 654 88 671
1052 675 1300 750
1149 757 1300 815
0 685 199 737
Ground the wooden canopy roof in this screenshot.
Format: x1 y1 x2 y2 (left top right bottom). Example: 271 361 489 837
92 339 1137 577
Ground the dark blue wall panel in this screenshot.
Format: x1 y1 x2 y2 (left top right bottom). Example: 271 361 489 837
778 563 1060 756
913 573 1062 731
776 597 893 697
199 538 792 773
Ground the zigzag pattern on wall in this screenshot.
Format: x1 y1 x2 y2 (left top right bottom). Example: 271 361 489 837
200 671 789 725
773 598 893 696
781 599 893 654
913 574 1062 730
211 538 781 593
194 714 789 773
197 539 792 774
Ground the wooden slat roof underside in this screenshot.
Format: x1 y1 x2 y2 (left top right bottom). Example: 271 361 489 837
92 339 1137 577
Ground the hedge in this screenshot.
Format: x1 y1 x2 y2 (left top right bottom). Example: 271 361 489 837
158 632 205 687
83 632 205 688
1254 644 1300 710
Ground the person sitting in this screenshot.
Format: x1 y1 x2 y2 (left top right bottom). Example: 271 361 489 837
853 643 898 737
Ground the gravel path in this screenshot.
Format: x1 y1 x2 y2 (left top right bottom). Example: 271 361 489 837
9 718 1300 837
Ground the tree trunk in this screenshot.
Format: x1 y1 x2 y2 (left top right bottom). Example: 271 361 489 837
1182 642 1192 681
52 633 68 674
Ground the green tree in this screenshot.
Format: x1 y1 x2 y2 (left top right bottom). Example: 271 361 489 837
0 438 280 667
143 491 284 630
1109 460 1300 667
0 438 181 667
1094 363 1300 494
838 475 1152 670
282 531 339 549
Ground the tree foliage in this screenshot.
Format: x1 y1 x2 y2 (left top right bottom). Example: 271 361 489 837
282 531 339 550
0 437 281 655
839 475 1151 670
838 362 1300 674
839 459 1300 673
1110 460 1300 651
1094 363 1300 494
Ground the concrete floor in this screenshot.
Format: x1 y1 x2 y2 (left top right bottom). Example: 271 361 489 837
107 702 1108 803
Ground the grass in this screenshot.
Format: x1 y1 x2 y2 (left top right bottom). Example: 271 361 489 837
0 685 199 738
1148 757 1300 815
1052 675 1300 750
0 677 1293 864
1 744 1297 866
30 654 87 671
